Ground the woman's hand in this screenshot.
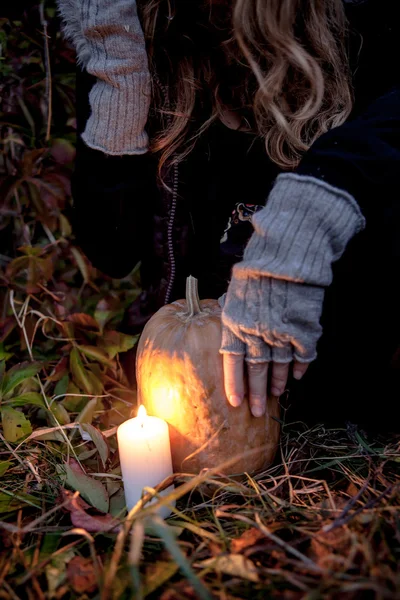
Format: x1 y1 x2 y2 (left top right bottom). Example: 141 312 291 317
223 352 309 417
220 173 365 417
220 276 323 417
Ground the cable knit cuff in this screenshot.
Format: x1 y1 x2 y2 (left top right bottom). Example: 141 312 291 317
82 72 150 154
59 0 151 155
236 173 366 287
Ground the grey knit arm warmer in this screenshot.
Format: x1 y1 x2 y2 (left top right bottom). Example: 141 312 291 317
58 0 151 155
220 174 366 364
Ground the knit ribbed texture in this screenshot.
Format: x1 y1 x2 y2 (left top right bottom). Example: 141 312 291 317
220 174 366 363
58 0 151 155
237 173 365 286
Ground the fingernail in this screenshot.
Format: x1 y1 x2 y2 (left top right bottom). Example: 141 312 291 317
229 395 242 407
251 404 264 417
271 387 282 396
293 370 303 380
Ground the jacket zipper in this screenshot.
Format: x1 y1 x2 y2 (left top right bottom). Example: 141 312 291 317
164 162 179 304
154 75 179 305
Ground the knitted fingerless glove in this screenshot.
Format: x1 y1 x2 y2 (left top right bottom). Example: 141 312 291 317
220 173 366 363
58 0 151 155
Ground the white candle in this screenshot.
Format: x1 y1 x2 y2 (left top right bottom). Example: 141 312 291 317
117 405 175 519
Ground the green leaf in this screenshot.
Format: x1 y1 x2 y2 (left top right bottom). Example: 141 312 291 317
62 381 85 412
40 533 61 559
86 369 104 396
51 402 71 425
0 461 12 477
54 374 69 400
1 406 32 442
0 350 13 362
79 345 115 368
1 361 42 396
94 298 120 332
109 488 126 517
63 459 109 513
70 348 94 395
0 361 5 385
0 491 41 513
5 392 45 408
80 423 109 467
100 331 138 359
70 248 90 284
76 398 98 426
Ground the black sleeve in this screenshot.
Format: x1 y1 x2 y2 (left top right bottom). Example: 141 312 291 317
297 88 400 219
71 67 158 279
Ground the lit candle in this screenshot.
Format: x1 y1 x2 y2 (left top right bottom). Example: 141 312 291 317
117 405 175 519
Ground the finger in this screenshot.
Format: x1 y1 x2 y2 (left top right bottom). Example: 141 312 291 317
293 361 310 381
223 353 245 407
270 362 290 397
247 361 269 418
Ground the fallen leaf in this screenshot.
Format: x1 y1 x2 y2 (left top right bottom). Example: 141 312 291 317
0 317 16 344
78 345 115 368
0 461 12 477
195 553 259 582
309 529 351 570
23 425 68 443
80 423 109 466
99 330 138 359
63 458 109 513
67 313 99 331
143 560 180 597
76 397 99 426
231 527 265 553
61 489 120 533
346 482 358 497
67 556 97 594
109 487 126 517
1 406 32 442
94 298 121 332
46 549 75 598
1 361 42 396
0 491 40 513
70 348 94 395
6 392 45 408
51 402 71 425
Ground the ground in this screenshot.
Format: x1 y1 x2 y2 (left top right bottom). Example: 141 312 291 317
0 5 399 600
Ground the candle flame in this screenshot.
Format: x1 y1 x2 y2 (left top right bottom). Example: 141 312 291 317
137 404 147 423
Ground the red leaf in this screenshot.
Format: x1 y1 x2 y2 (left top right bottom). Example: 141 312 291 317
46 356 69 382
67 556 97 594
61 489 120 533
231 528 266 554
67 313 99 331
0 317 16 344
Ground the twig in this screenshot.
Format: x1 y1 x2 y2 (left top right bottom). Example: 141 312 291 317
254 513 324 573
39 1 52 141
323 483 399 533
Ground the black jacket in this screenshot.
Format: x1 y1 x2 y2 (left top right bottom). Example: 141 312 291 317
73 0 400 331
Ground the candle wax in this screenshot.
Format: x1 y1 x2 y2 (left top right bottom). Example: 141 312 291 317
117 411 175 519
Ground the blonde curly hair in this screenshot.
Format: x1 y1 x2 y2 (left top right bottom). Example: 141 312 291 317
139 0 353 174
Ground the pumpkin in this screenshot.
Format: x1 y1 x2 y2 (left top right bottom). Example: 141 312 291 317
136 276 280 477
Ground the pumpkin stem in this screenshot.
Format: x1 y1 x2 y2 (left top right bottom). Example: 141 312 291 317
184 276 204 317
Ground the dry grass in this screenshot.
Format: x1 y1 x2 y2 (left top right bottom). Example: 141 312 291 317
0 400 399 599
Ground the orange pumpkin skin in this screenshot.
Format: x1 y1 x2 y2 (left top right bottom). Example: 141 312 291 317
136 278 280 476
